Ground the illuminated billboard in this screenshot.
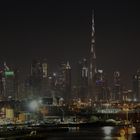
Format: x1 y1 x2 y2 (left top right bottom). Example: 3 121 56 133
5 71 14 76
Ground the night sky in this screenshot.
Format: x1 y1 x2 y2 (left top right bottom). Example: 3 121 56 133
0 1 140 87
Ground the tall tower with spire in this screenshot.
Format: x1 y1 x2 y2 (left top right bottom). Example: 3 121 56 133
65 61 71 101
88 11 97 100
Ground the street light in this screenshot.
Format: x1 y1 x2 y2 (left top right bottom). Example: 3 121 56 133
29 100 39 111
60 108 64 122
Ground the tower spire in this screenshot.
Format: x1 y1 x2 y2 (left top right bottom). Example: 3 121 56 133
91 10 96 59
89 10 97 80
88 10 97 100
91 10 95 44
91 11 96 59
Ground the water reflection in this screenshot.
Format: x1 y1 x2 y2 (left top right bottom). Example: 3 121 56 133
102 126 114 140
45 126 138 140
102 126 114 135
117 128 126 140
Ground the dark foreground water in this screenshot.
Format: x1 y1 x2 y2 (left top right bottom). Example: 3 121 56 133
1 126 140 140
46 126 138 140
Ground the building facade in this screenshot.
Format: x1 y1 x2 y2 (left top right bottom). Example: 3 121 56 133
133 70 140 101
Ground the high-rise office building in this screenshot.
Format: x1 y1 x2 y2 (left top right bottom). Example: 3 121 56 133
81 59 88 100
54 61 71 102
82 59 88 79
31 59 43 97
113 71 121 100
13 68 19 100
0 69 4 99
42 60 48 78
95 70 104 99
95 70 110 100
2 62 15 99
42 59 48 96
133 70 140 101
65 61 71 101
77 59 88 100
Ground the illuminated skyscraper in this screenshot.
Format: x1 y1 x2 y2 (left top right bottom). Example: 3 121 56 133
133 70 140 101
0 69 4 99
2 62 15 99
13 68 19 100
31 59 43 97
54 61 71 102
77 58 88 100
82 59 88 79
96 70 105 100
113 71 121 100
42 59 48 96
42 59 48 78
81 59 88 101
88 11 97 100
65 61 71 100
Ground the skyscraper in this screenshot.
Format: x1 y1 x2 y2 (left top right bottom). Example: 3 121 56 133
13 68 19 100
42 59 48 96
77 59 88 100
0 69 4 99
2 62 15 99
95 70 108 100
88 11 97 100
82 59 88 80
31 59 43 97
133 70 140 101
42 59 48 78
113 71 121 100
54 61 71 102
65 61 71 101
81 59 88 100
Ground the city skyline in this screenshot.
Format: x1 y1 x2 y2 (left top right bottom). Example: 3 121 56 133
0 2 140 138
0 1 140 87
